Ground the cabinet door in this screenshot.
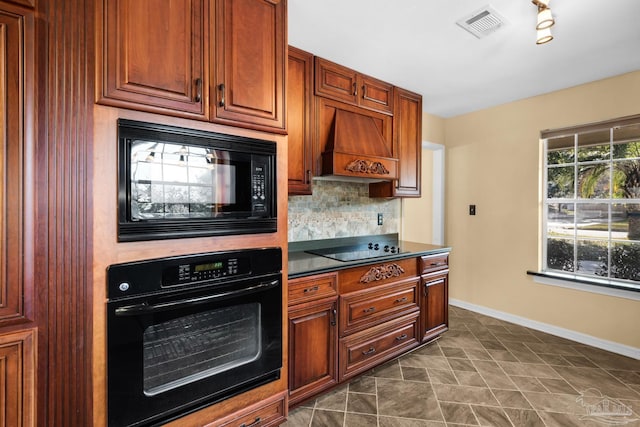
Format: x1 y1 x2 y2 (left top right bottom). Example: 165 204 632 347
0 5 34 327
314 57 358 105
0 330 36 426
421 272 449 342
213 0 286 133
100 0 207 118
288 298 338 406
359 74 394 114
287 46 314 195
369 87 422 198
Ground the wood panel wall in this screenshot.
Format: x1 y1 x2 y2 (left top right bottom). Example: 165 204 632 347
37 0 94 424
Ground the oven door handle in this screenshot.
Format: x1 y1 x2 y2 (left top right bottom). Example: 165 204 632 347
114 280 280 316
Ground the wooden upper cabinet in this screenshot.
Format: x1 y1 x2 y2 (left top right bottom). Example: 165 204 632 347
370 87 422 198
359 74 394 114
99 0 208 119
98 0 287 133
287 46 314 195
315 57 393 115
212 0 287 133
315 57 358 105
0 5 34 326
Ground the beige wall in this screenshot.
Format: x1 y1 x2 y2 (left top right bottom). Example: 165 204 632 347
401 113 445 244
439 71 640 349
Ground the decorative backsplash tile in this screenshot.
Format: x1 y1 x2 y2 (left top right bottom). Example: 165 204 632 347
288 179 400 242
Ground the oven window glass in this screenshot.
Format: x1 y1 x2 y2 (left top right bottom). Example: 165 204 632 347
142 303 261 396
130 140 251 220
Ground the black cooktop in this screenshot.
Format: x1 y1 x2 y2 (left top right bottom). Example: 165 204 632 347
306 241 408 262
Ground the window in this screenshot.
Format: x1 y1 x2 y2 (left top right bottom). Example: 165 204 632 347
542 115 640 291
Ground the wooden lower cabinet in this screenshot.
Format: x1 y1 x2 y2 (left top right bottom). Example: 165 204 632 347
288 297 338 406
204 391 287 427
420 272 449 342
0 329 36 427
287 273 338 406
419 254 450 343
288 253 449 408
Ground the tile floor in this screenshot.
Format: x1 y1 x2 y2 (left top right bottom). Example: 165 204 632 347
283 306 640 427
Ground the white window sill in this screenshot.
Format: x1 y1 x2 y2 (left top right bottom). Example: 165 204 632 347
527 271 640 301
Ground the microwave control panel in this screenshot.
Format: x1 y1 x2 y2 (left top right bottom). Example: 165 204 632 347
251 161 268 213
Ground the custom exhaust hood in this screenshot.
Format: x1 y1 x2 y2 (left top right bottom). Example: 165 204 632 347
320 109 398 182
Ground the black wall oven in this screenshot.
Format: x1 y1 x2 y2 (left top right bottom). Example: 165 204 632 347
117 119 277 241
106 248 282 427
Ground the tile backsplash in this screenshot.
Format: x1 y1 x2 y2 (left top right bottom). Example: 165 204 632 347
288 179 400 242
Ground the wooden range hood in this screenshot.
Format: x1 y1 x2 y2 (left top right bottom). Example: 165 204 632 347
321 109 398 181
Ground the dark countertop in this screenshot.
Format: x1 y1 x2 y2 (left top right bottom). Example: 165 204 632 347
288 235 451 279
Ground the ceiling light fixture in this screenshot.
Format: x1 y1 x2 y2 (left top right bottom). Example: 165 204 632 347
532 0 555 44
536 27 554 44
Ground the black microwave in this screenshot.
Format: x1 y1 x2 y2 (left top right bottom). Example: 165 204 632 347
117 119 276 242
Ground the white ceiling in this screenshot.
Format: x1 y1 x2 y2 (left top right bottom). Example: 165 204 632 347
288 0 640 118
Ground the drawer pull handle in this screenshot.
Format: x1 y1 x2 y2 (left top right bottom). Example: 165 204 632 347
194 78 202 102
331 308 337 326
396 333 408 341
363 306 376 313
353 82 358 96
218 83 225 107
303 286 319 294
362 347 376 355
394 297 407 303
240 417 261 427
430 262 442 266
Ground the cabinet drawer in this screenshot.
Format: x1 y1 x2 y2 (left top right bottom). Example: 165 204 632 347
205 391 286 427
339 258 418 294
339 313 419 381
420 253 449 274
289 272 338 306
340 278 419 336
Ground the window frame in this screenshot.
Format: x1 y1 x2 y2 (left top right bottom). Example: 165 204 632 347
537 114 640 293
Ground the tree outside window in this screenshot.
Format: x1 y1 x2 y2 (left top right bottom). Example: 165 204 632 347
544 120 640 289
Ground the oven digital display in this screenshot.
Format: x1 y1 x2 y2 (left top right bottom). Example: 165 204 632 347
194 261 224 272
162 256 249 287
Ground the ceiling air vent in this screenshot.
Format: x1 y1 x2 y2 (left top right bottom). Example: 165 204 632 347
456 5 507 39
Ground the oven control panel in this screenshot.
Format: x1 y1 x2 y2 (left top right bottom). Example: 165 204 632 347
172 257 243 285
107 247 282 299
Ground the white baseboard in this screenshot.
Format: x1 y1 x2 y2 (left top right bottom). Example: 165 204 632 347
449 298 640 360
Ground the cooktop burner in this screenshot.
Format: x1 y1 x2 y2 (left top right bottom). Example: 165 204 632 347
306 241 407 262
